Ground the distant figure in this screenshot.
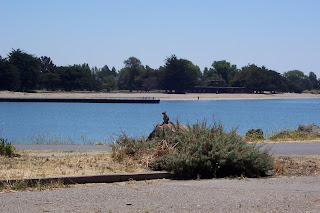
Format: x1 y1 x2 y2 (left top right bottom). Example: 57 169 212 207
198 96 199 100
162 112 169 124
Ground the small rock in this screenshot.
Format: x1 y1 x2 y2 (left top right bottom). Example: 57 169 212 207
148 123 188 140
297 123 320 135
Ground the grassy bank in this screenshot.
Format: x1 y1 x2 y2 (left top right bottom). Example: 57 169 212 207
246 129 320 143
0 150 149 180
0 151 319 192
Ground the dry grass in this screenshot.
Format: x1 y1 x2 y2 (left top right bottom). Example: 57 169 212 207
0 179 68 192
111 138 177 168
1 150 319 182
0 150 150 180
273 156 320 176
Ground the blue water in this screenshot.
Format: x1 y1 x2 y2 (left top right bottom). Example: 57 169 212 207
0 99 319 144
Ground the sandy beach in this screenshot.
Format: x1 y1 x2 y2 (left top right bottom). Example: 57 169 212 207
1 91 320 101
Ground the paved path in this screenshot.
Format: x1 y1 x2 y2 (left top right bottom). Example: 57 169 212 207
15 142 320 156
263 142 320 155
1 176 319 213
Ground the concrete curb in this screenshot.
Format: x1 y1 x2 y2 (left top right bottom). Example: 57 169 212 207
0 172 172 186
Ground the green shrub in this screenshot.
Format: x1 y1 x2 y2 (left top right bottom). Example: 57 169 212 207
245 129 264 141
269 130 319 141
151 120 273 178
112 118 274 179
0 138 15 157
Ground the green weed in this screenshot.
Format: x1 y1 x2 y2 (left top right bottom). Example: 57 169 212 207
267 128 319 141
0 138 15 157
0 179 68 192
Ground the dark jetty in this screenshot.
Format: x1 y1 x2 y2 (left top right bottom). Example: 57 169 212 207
0 97 160 104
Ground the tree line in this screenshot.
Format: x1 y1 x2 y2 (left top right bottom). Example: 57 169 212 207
0 49 319 93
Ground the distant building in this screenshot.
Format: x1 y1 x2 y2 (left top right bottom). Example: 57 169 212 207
192 80 246 93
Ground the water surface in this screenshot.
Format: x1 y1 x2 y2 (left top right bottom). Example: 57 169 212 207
1 99 319 144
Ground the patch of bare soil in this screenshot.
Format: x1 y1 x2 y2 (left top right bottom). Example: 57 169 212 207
273 156 320 176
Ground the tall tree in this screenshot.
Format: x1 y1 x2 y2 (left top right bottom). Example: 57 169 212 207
232 64 301 93
162 55 201 93
97 65 115 78
39 56 56 73
118 57 144 91
102 75 117 91
202 67 223 86
283 70 312 91
8 49 41 91
141 65 159 91
111 67 117 76
57 64 94 91
0 57 21 91
38 56 60 90
309 72 319 89
212 60 238 86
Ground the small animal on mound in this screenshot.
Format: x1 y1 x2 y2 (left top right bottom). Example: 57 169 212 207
162 112 170 124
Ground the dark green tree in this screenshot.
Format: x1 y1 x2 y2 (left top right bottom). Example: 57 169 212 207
202 67 224 86
231 64 301 93
38 56 60 90
8 49 41 91
39 56 56 73
97 65 117 79
118 57 145 91
111 67 117 76
162 55 201 93
0 58 21 91
102 75 117 91
141 65 160 91
309 72 319 89
57 64 94 91
94 65 118 91
41 72 61 91
212 60 238 86
283 70 312 91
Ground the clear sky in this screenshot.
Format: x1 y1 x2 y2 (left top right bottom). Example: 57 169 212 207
1 0 319 76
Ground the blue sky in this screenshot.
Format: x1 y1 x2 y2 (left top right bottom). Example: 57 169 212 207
1 0 319 76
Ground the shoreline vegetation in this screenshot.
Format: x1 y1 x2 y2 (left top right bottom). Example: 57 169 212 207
1 91 320 101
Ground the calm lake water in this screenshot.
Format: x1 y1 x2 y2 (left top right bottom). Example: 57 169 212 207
1 99 319 144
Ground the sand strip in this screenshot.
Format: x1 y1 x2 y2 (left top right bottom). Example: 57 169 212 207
1 91 319 101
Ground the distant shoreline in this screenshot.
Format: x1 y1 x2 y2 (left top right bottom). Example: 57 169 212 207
1 91 320 101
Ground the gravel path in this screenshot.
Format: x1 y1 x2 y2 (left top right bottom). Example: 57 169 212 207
1 176 319 212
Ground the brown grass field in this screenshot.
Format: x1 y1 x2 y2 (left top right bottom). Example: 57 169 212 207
0 151 149 180
0 150 319 180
